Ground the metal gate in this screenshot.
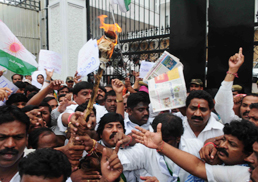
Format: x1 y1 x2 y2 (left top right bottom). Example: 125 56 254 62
87 0 170 85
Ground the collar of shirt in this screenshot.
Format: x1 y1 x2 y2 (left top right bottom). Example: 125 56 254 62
124 116 152 135
183 114 223 133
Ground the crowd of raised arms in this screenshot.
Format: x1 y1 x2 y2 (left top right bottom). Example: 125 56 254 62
1 48 258 182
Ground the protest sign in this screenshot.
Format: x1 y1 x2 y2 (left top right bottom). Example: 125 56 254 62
139 61 155 78
143 51 183 82
38 50 62 74
148 65 187 112
0 76 18 106
77 39 100 77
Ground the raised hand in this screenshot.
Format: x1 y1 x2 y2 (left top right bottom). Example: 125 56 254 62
100 142 123 182
0 87 12 101
58 97 76 113
74 71 82 84
25 108 46 132
112 79 124 94
48 79 64 90
132 123 163 149
59 137 85 170
228 47 244 73
45 68 54 80
124 77 131 88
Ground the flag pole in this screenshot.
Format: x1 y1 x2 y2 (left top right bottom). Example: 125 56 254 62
109 1 124 63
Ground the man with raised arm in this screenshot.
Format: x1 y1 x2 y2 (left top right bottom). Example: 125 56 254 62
215 48 258 123
132 119 258 182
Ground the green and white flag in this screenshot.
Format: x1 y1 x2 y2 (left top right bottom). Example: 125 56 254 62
112 0 131 12
0 19 38 75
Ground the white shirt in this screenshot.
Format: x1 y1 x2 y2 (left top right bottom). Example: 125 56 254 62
205 163 249 182
124 115 153 135
182 115 224 143
118 138 203 182
215 81 241 124
57 104 108 134
10 172 20 182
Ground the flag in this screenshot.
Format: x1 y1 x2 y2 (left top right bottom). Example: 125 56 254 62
112 0 131 12
0 19 38 75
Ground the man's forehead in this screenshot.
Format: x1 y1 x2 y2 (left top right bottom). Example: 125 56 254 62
223 134 242 144
134 102 149 108
80 89 92 92
0 120 27 133
189 98 209 106
242 96 258 104
107 96 116 100
105 121 122 126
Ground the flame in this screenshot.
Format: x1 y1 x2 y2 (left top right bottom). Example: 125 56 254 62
98 15 122 33
97 15 122 59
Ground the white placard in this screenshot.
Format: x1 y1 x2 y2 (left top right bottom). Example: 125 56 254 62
139 61 155 78
38 50 62 74
0 76 19 106
77 39 100 77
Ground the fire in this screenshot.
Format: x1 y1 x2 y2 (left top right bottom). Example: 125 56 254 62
97 15 122 60
97 15 122 46
98 15 122 33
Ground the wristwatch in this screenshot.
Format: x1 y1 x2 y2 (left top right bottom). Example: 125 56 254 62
116 99 123 103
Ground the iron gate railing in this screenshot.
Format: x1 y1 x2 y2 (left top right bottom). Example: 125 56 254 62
87 0 170 85
0 0 40 11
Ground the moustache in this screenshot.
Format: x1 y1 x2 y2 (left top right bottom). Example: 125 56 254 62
109 132 117 139
243 111 250 116
0 148 19 155
191 116 203 121
97 94 103 98
217 147 229 157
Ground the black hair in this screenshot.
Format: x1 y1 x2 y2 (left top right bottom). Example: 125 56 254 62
99 85 107 93
96 113 125 138
250 103 258 110
186 90 214 110
6 93 28 105
223 120 258 155
39 102 52 113
127 91 150 109
21 105 39 113
37 74 44 78
58 86 69 94
28 128 54 149
72 81 93 95
0 105 30 133
43 97 57 103
11 74 23 80
104 90 116 100
152 113 184 140
75 101 96 122
14 81 26 89
24 85 39 96
27 92 38 101
18 148 71 181
58 94 66 102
